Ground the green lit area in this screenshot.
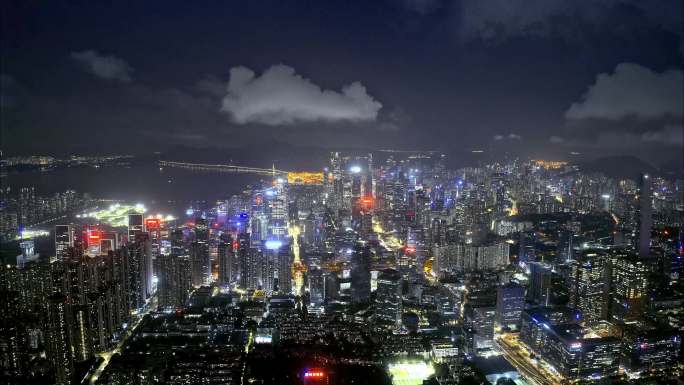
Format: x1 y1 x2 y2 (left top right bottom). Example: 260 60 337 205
387 362 435 385
76 203 146 227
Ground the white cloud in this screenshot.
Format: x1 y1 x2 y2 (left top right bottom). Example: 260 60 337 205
220 64 382 125
493 134 504 140
566 63 683 120
549 135 565 143
71 50 133 82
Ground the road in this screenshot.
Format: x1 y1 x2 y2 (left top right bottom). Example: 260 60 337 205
495 333 565 385
87 299 156 384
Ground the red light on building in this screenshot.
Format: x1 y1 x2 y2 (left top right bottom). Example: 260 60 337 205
145 218 161 229
303 369 326 381
86 229 101 246
405 246 416 254
232 239 239 250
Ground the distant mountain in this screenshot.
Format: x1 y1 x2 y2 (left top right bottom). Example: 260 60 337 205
577 155 660 180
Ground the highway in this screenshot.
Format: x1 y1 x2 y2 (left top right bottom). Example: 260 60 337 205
495 333 565 385
159 160 288 176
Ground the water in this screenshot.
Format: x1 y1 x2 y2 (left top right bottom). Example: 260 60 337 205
2 161 266 211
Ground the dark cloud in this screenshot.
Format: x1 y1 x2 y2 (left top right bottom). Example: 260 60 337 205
494 133 522 141
457 0 682 47
566 63 682 120
71 50 133 82
220 65 382 126
561 63 683 152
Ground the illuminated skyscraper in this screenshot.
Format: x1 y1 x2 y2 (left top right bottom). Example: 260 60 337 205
46 293 74 385
610 253 649 324
638 174 653 257
218 239 234 286
190 241 210 287
127 213 144 242
55 224 76 260
496 282 525 331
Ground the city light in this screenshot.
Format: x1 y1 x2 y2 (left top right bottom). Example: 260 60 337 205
387 362 435 385
349 165 362 173
265 240 283 250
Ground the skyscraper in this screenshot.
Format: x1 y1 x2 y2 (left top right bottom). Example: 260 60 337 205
638 174 653 257
218 239 234 286
190 241 210 287
495 282 525 331
55 224 76 260
127 213 144 242
45 293 74 385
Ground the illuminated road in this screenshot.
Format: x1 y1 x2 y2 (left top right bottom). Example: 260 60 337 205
288 225 305 295
159 160 287 176
495 334 564 385
240 331 254 385
88 300 155 384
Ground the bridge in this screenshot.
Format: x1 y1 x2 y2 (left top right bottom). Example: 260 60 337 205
159 160 288 176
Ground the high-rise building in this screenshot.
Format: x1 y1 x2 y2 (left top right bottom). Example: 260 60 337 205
350 245 371 302
528 262 553 306
569 253 610 326
495 282 525 331
127 213 144 243
158 254 192 308
190 241 210 287
45 293 74 385
610 252 649 324
638 174 653 257
218 240 234 286
125 234 153 310
55 224 76 260
375 269 402 325
520 308 620 380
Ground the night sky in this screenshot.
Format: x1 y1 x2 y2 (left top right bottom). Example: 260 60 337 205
1 1 682 165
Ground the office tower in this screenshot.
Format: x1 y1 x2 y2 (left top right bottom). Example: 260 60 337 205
375 269 402 325
125 234 152 310
638 174 653 257
55 224 76 260
621 325 681 373
127 213 144 242
218 240 233 286
568 253 610 326
466 306 496 355
528 262 553 306
190 241 210 287
276 245 292 294
520 308 621 380
46 293 74 385
16 240 39 269
495 282 525 331
267 180 288 239
610 253 649 324
194 217 209 242
350 245 371 302
237 233 251 289
157 254 175 308
308 268 325 306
